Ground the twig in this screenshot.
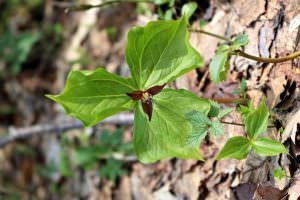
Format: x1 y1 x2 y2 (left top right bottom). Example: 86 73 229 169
220 120 276 128
0 113 134 148
232 49 300 63
189 28 300 63
60 0 153 11
209 97 247 104
189 28 233 43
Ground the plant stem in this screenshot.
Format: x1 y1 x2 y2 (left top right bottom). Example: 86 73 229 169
220 120 276 128
220 120 244 127
189 28 300 63
209 97 246 104
232 50 300 63
189 28 233 43
67 0 153 11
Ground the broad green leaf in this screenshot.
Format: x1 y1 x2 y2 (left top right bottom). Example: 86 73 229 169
231 34 249 50
181 2 198 22
215 136 251 160
208 101 220 117
185 111 210 147
209 44 230 83
125 17 203 90
245 99 269 138
209 122 223 136
47 69 137 126
252 137 288 156
273 167 286 180
133 88 210 163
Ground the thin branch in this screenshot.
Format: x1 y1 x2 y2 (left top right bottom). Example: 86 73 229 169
220 120 276 128
189 28 233 43
232 50 300 63
63 0 153 11
189 29 300 63
0 113 134 148
209 97 247 104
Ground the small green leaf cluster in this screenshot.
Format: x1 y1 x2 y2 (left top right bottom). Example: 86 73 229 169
273 166 286 180
209 35 249 83
216 99 287 160
155 1 197 22
59 129 132 182
0 31 40 77
185 101 233 147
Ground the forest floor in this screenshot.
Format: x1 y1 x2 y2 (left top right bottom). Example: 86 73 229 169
0 0 300 199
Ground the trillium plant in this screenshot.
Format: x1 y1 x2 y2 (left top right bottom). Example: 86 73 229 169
48 15 292 163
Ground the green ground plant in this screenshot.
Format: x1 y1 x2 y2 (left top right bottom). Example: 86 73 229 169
48 1 300 164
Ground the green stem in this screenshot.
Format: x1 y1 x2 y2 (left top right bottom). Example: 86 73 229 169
232 50 300 63
220 120 276 128
189 28 300 63
68 0 153 11
189 28 233 43
220 120 244 127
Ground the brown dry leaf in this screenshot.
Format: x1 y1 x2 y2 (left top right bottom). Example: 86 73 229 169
173 167 202 200
114 176 131 200
232 0 266 26
231 183 257 200
288 170 300 200
254 183 289 200
282 108 300 144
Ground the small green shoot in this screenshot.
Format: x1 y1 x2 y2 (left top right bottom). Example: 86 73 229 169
216 99 287 160
273 167 286 180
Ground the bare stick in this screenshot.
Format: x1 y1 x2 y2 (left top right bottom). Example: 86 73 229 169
0 113 134 148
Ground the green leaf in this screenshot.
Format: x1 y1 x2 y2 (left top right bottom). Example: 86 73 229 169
245 99 269 138
231 34 249 50
133 88 210 163
74 147 98 168
217 107 233 118
47 68 137 126
208 101 220 117
233 78 247 94
252 137 288 156
181 2 198 22
209 44 230 83
209 122 224 136
199 19 208 28
153 0 169 5
163 9 173 20
98 158 126 182
185 111 210 147
273 167 286 180
0 31 41 75
215 136 251 160
59 151 72 177
125 17 203 90
238 101 254 119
